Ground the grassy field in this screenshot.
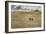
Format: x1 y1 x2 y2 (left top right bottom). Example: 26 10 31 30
11 10 41 28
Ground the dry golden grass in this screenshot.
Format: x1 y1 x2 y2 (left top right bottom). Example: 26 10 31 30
11 10 41 28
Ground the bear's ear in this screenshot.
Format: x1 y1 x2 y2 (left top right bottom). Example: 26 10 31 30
29 18 33 21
